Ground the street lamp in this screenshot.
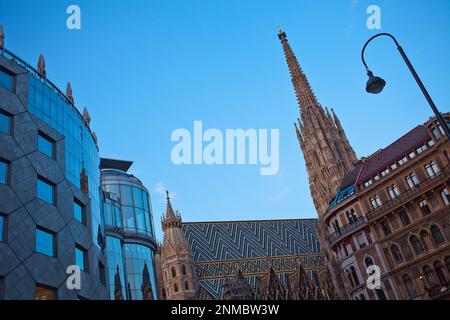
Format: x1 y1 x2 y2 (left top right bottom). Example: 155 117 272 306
361 32 450 141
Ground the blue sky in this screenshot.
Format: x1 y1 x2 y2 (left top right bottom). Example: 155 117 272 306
1 0 449 240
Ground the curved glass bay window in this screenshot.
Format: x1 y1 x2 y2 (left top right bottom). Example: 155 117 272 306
27 74 102 247
101 159 158 300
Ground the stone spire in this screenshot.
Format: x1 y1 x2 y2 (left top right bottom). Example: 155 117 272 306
37 54 46 77
278 28 357 216
159 191 199 300
0 25 4 49
82 107 91 126
66 82 74 105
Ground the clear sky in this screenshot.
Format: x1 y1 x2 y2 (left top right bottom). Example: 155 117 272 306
1 0 449 241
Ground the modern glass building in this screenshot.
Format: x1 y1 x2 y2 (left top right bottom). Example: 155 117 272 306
101 158 158 300
0 47 108 299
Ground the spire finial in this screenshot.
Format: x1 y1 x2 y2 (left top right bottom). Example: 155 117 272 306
66 82 74 105
37 54 46 77
0 25 5 49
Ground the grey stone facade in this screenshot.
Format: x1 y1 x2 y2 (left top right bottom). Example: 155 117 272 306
0 54 108 300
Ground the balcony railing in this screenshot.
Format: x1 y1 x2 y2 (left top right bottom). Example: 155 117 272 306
328 216 368 246
366 166 450 221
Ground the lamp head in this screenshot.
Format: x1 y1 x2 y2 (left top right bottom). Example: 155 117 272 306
366 70 386 94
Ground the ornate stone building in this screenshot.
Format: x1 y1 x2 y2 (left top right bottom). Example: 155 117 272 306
323 116 450 300
278 28 357 298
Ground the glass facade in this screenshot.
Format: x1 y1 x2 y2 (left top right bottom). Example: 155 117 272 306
102 168 158 300
103 180 154 237
37 178 54 204
37 133 54 159
27 74 102 247
0 69 13 91
124 243 157 300
105 236 127 299
0 160 7 184
36 228 54 257
0 111 10 134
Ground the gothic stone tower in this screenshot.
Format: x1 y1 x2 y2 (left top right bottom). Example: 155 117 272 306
160 191 199 300
278 28 356 299
278 28 357 217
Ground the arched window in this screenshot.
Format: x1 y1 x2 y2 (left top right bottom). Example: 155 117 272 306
410 235 424 254
423 265 436 286
346 271 354 288
434 261 448 285
431 225 445 246
402 274 417 298
350 266 360 286
365 256 374 268
182 265 186 275
391 245 404 264
174 282 179 293
419 230 429 250
184 281 189 290
445 256 450 273
171 266 176 278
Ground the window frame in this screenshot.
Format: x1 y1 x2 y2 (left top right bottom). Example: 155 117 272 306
0 158 9 185
0 214 6 242
37 131 56 160
75 244 88 272
0 109 12 135
0 67 14 91
73 198 85 225
37 176 56 205
35 226 56 257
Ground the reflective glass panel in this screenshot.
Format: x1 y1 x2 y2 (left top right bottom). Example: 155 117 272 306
37 178 54 204
120 185 133 206
133 187 143 209
0 215 4 241
75 246 86 271
38 133 54 159
0 70 13 91
0 160 7 184
122 206 135 229
74 201 84 224
0 112 10 134
36 228 54 256
105 236 126 300
135 208 146 234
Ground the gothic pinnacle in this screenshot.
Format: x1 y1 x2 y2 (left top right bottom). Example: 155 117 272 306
0 25 4 49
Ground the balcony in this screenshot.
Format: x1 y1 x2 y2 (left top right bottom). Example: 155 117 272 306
427 281 450 299
366 166 450 221
328 216 368 246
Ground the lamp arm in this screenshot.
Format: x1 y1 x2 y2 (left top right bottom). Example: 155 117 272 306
361 33 400 71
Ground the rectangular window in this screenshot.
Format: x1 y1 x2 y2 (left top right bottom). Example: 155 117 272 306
0 111 11 135
38 132 55 159
419 200 431 216
441 188 450 206
390 163 398 171
431 126 441 140
416 145 427 154
73 199 85 224
0 69 13 91
380 168 390 177
381 220 391 236
36 227 55 257
408 151 416 159
398 156 408 166
75 246 87 271
364 180 373 188
35 285 56 300
99 261 106 286
356 233 367 249
405 173 419 189
0 160 8 184
370 195 382 209
399 211 411 226
427 139 435 147
37 177 55 205
0 215 4 241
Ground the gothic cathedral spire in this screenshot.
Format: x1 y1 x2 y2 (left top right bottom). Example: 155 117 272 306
278 28 357 216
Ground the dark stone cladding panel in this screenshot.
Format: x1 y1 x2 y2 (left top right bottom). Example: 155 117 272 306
0 54 108 300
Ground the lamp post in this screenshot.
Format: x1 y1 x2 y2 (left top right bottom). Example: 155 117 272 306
361 33 450 141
